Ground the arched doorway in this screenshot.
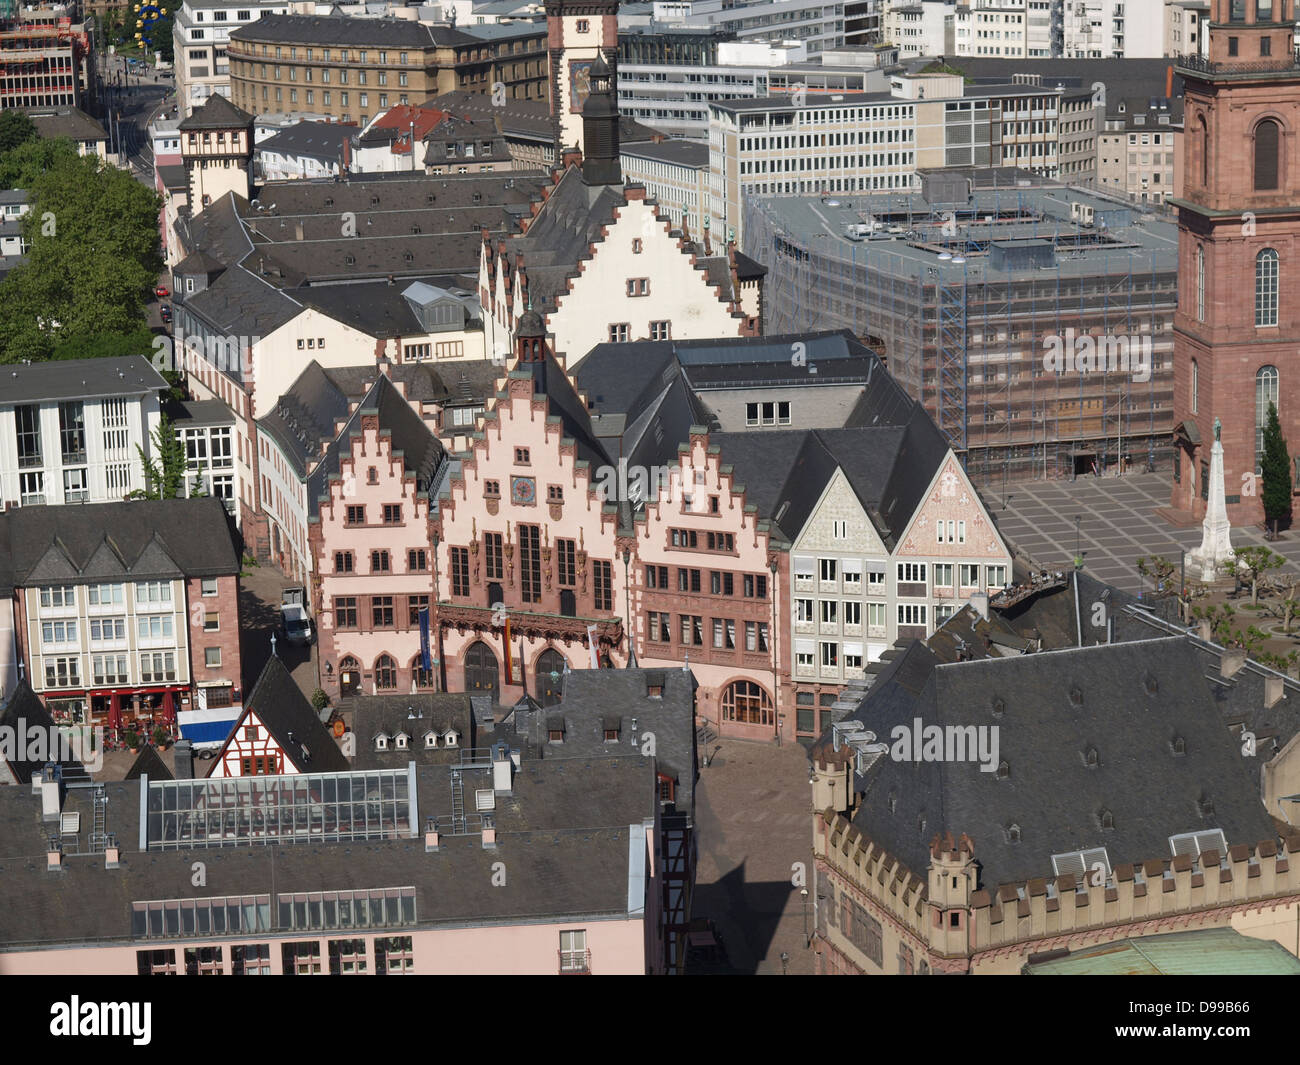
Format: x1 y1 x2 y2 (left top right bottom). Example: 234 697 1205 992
340 656 361 696
536 648 565 707
464 641 499 702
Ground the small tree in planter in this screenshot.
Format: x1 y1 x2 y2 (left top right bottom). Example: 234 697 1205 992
125 729 140 753
153 726 169 748
311 688 330 712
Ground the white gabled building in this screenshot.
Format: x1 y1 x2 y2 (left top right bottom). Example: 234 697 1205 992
481 55 761 365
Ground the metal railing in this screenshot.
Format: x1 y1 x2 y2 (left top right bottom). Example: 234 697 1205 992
1177 49 1300 75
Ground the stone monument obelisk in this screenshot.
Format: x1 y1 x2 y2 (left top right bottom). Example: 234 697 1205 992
1185 417 1236 582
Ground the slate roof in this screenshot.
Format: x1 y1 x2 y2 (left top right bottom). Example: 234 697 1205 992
229 13 472 48
258 360 351 479
620 138 709 168
124 745 172 782
931 56 1185 101
0 684 83 785
28 107 107 143
178 92 253 131
0 756 657 950
824 637 1280 891
170 399 235 429
216 656 349 775
512 668 698 818
323 361 452 407
296 276 478 339
0 498 240 591
259 120 358 163
0 356 167 405
349 693 476 770
307 373 449 517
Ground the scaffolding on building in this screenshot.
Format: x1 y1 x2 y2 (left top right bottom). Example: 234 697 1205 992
743 182 1178 489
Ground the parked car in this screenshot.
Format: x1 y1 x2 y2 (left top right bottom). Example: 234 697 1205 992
159 304 171 324
154 285 170 298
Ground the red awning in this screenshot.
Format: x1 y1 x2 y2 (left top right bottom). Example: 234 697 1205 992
161 689 176 725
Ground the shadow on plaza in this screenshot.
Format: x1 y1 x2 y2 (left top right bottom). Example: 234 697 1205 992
688 861 803 975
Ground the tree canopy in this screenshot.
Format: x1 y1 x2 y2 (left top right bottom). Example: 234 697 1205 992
0 138 162 362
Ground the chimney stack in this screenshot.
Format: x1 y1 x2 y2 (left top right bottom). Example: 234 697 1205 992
969 591 989 621
40 767 61 822
1222 649 1249 679
1265 673 1286 709
47 841 63 870
492 743 513 795
173 738 194 780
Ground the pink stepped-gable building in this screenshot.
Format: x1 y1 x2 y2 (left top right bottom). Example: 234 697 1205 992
433 315 629 705
310 375 448 703
632 432 788 742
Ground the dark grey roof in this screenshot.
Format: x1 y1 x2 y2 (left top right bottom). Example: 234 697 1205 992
220 656 349 774
296 277 475 339
308 373 448 517
28 107 107 143
934 57 1186 101
349 693 475 769
183 252 303 337
0 356 167 404
157 163 189 192
826 637 1279 890
323 361 451 407
178 92 253 131
417 90 552 139
516 668 698 818
258 120 358 163
173 248 226 278
170 399 235 428
124 745 172 782
0 756 657 950
0 685 82 785
230 13 474 47
440 360 504 409
0 498 240 590
258 360 350 479
621 138 709 168
732 249 765 280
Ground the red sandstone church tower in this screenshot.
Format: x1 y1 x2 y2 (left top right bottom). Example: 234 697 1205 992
1170 0 1300 525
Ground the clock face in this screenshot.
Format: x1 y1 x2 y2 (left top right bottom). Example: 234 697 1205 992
511 476 536 505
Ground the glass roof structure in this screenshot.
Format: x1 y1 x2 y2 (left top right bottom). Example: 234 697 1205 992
143 769 417 850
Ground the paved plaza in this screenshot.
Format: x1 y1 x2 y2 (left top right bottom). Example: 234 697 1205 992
982 472 1300 596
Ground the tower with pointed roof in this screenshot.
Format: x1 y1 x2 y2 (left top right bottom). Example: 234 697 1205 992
178 93 254 213
545 0 619 158
580 53 622 187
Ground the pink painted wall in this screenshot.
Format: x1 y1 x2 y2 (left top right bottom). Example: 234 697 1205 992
0 917 648 975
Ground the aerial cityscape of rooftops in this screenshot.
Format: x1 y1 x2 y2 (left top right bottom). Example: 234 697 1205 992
0 0 1296 991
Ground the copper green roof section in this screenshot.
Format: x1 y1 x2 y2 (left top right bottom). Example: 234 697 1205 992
1023 929 1300 976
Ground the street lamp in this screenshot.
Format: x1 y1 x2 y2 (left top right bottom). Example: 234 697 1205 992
801 887 809 947
1073 514 1082 569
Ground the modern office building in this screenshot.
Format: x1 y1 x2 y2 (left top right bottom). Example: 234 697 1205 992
745 173 1179 485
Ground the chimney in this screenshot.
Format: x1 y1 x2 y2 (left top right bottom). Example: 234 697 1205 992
173 739 194 780
294 220 304 241
492 743 513 795
1265 673 1285 709
1197 618 1212 641
47 841 63 871
105 841 121 869
425 827 440 852
969 591 989 621
40 767 61 822
1222 649 1248 679
482 817 497 849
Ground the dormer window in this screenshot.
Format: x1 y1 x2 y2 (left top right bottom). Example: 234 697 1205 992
604 729 619 742
374 732 389 751
647 684 663 698
444 730 459 748
424 732 438 749
395 732 409 750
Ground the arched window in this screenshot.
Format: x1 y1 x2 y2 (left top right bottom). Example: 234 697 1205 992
720 680 773 726
1254 118 1279 191
1195 245 1205 323
375 654 397 690
1256 248 1279 327
1256 365 1279 468
1191 358 1199 414
410 655 434 690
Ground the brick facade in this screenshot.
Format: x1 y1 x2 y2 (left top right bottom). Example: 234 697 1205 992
1170 0 1300 525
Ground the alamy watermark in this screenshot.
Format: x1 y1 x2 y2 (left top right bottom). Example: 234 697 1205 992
0 722 104 772
889 717 1000 773
151 330 260 377
1042 329 1152 384
591 458 710 513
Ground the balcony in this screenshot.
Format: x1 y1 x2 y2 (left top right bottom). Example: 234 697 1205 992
1177 49 1300 76
558 949 591 974
437 602 624 647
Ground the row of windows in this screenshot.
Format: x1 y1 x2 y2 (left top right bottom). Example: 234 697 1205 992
645 612 771 652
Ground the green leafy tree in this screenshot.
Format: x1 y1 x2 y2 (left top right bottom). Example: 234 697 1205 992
1260 401 1292 535
1234 545 1285 606
132 414 193 500
0 111 37 155
0 145 162 361
1136 555 1177 597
